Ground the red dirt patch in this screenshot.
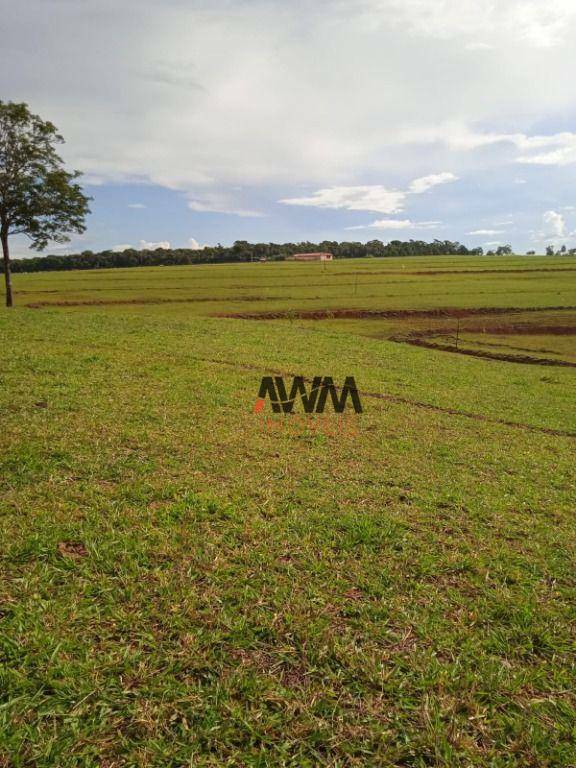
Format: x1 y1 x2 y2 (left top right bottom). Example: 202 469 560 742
393 335 576 368
57 541 88 559
463 324 576 336
215 305 576 321
389 318 576 368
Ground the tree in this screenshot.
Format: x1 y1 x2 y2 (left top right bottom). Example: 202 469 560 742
545 245 555 256
0 101 90 306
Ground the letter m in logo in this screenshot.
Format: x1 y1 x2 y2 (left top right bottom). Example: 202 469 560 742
316 376 362 413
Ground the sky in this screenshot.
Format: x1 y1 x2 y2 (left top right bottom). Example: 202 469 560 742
3 0 576 256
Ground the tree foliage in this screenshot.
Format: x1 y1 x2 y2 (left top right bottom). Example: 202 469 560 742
8 238 486 273
545 244 575 256
0 101 90 305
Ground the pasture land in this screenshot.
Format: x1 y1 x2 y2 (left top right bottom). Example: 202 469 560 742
0 256 575 766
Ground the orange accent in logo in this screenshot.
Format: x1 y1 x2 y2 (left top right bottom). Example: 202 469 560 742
253 398 265 414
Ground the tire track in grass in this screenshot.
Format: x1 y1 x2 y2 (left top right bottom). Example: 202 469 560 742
199 357 576 440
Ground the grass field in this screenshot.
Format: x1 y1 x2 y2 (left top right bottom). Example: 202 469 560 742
1 256 575 766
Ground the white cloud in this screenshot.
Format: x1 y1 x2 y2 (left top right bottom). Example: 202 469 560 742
187 193 263 218
516 133 576 166
543 210 566 237
454 129 576 166
465 42 494 51
4 0 576 202
280 173 457 215
348 218 441 230
128 203 146 209
408 172 458 194
401 125 576 167
116 238 205 251
4 0 576 257
280 186 406 215
373 0 576 49
347 218 411 230
467 229 504 235
532 210 576 244
138 240 171 250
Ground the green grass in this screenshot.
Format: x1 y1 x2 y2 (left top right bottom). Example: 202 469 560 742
0 257 575 766
11 254 576 313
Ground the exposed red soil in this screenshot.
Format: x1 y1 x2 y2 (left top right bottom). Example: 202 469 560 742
216 304 576 367
389 318 576 367
24 295 575 368
459 338 562 355
215 305 576 321
462 324 576 336
393 335 576 368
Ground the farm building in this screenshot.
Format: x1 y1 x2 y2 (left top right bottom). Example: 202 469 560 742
286 252 333 262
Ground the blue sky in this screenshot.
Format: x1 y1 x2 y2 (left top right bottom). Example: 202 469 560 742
3 0 576 256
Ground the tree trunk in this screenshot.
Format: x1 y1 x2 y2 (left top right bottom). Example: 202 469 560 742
1 228 13 308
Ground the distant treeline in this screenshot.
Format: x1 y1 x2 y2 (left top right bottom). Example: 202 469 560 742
9 238 499 273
